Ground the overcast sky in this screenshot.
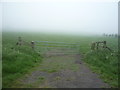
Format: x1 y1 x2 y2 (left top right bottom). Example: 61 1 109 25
2 0 118 35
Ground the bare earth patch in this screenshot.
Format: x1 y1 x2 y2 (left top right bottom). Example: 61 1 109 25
12 48 110 88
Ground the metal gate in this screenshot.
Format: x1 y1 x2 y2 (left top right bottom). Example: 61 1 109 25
35 41 80 55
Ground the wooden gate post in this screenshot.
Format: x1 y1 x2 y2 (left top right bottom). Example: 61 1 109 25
91 42 95 51
31 41 35 50
96 42 99 50
16 36 22 46
18 37 22 46
103 41 106 48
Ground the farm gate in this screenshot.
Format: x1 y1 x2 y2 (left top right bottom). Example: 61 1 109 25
35 41 81 55
16 37 81 55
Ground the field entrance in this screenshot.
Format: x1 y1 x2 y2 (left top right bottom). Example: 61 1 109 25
12 40 109 88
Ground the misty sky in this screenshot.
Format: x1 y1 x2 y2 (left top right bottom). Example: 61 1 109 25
2 0 118 35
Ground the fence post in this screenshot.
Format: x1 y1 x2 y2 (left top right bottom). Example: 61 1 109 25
96 42 99 50
103 41 106 48
16 36 22 46
18 37 22 46
31 41 35 50
91 42 95 51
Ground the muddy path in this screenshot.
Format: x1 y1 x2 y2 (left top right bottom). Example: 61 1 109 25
12 48 110 88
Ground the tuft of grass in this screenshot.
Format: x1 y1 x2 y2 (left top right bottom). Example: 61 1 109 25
69 64 79 71
38 76 45 81
47 69 57 73
54 76 61 80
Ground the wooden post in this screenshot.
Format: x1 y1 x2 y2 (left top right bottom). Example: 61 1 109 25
103 41 106 48
16 37 22 46
91 42 95 50
31 41 35 50
96 42 99 50
99 42 102 49
19 37 22 46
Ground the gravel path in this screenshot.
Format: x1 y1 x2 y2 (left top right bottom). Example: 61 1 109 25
13 48 110 88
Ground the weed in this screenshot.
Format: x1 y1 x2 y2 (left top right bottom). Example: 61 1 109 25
54 76 61 80
38 76 45 81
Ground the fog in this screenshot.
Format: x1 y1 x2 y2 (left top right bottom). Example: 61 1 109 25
2 0 118 35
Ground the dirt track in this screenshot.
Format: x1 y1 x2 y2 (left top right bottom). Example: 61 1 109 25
13 48 110 88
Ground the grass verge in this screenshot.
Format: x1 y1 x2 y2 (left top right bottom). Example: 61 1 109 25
2 45 43 88
83 49 118 87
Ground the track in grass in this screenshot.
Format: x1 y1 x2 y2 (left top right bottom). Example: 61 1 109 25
12 47 110 88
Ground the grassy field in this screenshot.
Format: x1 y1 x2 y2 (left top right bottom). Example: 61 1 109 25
2 32 118 88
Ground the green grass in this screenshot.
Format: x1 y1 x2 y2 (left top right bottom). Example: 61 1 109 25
2 31 118 88
2 46 43 87
2 32 43 88
79 36 118 87
80 37 118 87
83 49 118 87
